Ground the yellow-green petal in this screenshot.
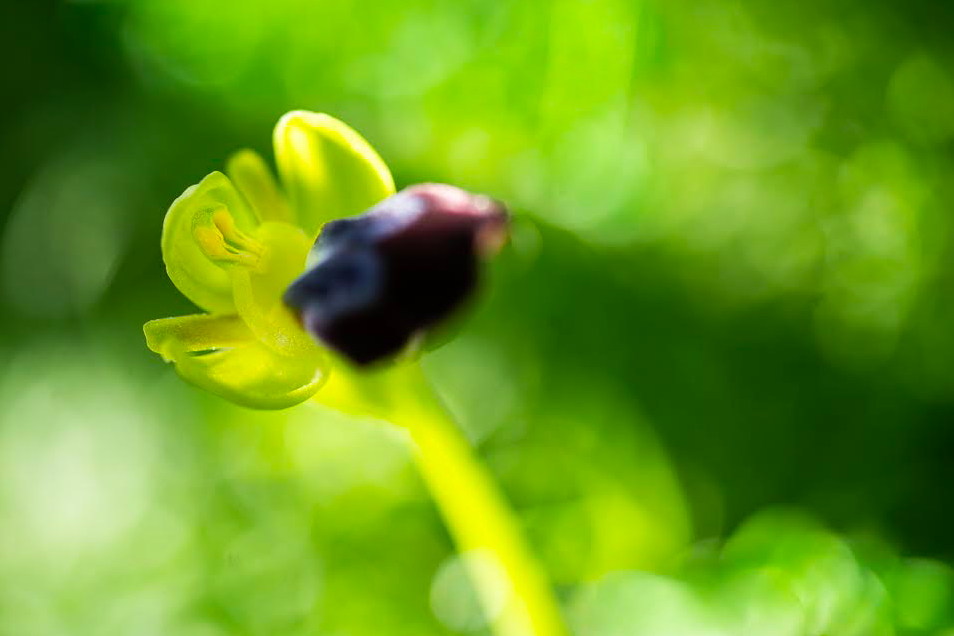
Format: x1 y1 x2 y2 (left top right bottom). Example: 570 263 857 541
311 357 428 423
273 110 395 238
226 149 293 224
144 313 251 361
144 314 326 409
161 172 259 313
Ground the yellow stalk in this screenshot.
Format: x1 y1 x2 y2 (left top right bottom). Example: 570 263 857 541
396 376 568 636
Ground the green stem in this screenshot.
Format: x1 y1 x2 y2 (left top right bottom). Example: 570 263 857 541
397 373 568 636
315 362 566 636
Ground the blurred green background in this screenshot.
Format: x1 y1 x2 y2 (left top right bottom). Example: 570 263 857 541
3 0 954 634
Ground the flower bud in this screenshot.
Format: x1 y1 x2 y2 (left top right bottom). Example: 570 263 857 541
284 184 508 365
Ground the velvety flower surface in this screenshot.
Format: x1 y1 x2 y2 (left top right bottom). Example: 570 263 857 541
144 112 506 409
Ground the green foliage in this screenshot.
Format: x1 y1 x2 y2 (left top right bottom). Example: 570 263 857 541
571 509 954 636
2 0 954 634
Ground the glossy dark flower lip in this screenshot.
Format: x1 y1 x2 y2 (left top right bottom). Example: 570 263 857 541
284 183 508 365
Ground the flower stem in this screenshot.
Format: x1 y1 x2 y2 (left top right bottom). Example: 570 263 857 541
396 373 568 636
313 362 566 636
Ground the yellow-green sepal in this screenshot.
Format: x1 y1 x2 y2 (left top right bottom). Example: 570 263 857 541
273 111 395 238
226 149 293 224
144 313 251 361
161 172 259 313
144 314 326 409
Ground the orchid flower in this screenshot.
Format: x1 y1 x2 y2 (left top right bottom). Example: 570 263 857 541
143 111 566 636
144 111 503 410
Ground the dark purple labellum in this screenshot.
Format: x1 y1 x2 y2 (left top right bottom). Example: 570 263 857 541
284 183 508 365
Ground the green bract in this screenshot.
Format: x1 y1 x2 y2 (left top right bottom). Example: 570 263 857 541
144 111 396 408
